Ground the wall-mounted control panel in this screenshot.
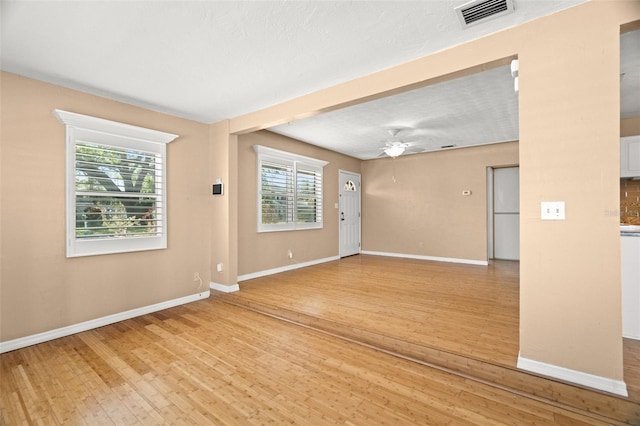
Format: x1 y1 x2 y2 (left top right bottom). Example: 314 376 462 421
212 178 224 196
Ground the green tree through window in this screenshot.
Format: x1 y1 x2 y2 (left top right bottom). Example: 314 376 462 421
260 161 293 225
296 168 320 223
254 145 327 232
75 143 161 238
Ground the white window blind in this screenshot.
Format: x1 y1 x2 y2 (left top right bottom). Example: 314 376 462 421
260 159 294 225
296 166 322 224
74 142 164 239
254 145 328 232
54 109 178 257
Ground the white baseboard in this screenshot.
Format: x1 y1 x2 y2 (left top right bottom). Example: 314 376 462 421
238 256 340 282
361 250 489 266
0 291 210 354
210 282 240 293
517 355 628 397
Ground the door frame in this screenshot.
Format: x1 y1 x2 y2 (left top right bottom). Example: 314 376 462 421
487 167 495 259
339 170 362 258
487 165 520 260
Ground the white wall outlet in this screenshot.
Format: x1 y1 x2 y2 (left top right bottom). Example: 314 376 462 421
216 263 223 272
287 249 293 259
541 201 565 220
193 272 200 281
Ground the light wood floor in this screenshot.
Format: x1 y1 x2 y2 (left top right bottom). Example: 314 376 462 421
1 255 639 424
220 255 640 423
228 255 521 367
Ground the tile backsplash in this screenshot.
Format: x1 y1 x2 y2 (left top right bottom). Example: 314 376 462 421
621 179 640 225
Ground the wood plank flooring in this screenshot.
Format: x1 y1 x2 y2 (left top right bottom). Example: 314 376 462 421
626 338 640 401
219 255 640 423
0 299 620 425
229 255 521 367
1 255 639 424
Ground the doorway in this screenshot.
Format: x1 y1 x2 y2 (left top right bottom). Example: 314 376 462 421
339 170 361 258
488 166 520 260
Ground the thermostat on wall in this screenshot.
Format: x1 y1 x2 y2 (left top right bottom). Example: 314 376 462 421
212 178 224 196
212 184 223 195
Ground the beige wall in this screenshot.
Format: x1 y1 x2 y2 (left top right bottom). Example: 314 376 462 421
237 130 360 275
221 2 640 383
0 72 211 341
209 120 238 287
362 142 518 261
516 4 629 381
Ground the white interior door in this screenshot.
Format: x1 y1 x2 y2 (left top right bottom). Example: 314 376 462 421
339 170 361 258
493 167 520 260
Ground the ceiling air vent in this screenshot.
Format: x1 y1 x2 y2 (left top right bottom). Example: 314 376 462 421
455 0 514 28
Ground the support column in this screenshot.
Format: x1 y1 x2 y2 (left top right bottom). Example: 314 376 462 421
209 120 239 292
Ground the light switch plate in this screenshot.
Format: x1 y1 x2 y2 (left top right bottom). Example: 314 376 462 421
541 201 565 220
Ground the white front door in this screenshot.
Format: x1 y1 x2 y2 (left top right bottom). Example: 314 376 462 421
339 170 361 258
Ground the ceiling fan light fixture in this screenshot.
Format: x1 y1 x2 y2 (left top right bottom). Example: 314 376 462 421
384 145 405 158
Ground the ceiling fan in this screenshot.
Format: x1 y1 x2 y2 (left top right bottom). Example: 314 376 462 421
378 129 426 158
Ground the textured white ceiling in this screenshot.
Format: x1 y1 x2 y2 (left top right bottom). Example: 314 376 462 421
2 0 585 123
4 1 635 161
270 64 520 159
272 28 640 159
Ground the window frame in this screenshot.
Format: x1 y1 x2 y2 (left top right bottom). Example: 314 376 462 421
254 145 328 233
54 109 178 257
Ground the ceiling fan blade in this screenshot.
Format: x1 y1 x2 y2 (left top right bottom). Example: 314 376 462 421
404 146 427 154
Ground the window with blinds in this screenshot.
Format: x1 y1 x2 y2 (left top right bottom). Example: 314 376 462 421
75 142 163 239
296 167 322 223
254 145 328 232
260 160 294 225
54 109 178 257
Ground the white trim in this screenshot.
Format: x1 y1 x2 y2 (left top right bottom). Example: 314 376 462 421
517 355 628 397
55 109 178 258
361 250 488 266
209 282 240 293
238 256 340 282
53 109 178 144
487 167 494 259
0 291 210 354
254 144 328 233
253 144 329 168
